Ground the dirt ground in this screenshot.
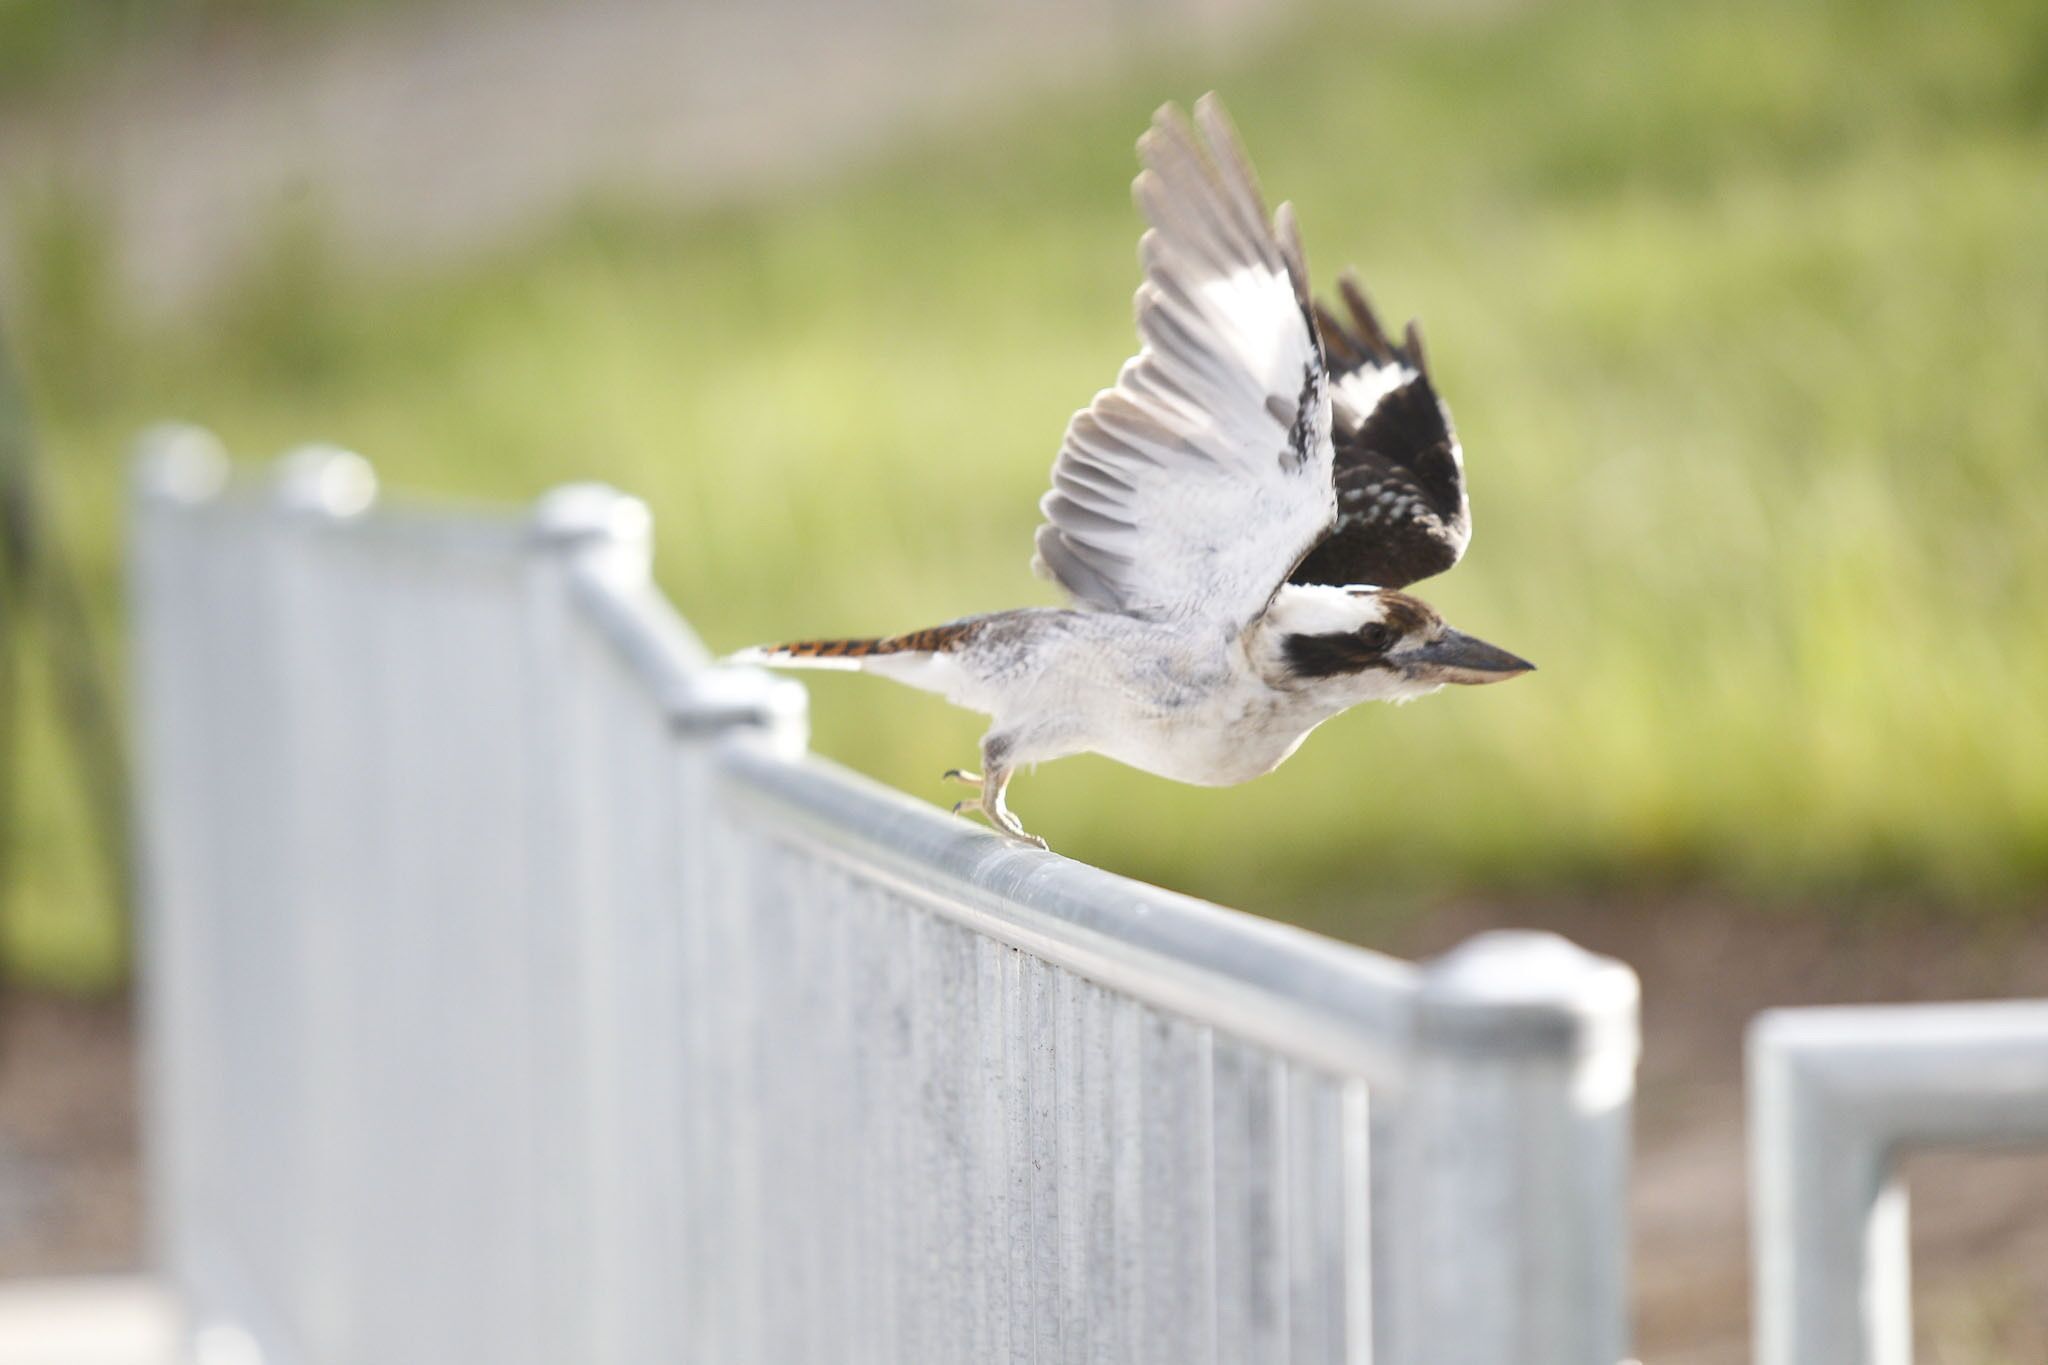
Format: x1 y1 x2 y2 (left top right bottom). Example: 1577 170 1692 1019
0 993 142 1280
3 900 2046 1361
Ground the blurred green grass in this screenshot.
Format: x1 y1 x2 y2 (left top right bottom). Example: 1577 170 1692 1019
0 0 379 101
7 0 2048 986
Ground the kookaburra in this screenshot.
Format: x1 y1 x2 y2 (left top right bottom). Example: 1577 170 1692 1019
737 95 1532 848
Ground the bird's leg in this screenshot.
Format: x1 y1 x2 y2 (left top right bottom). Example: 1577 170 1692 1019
949 731 1049 849
982 767 1049 851
948 766 1047 850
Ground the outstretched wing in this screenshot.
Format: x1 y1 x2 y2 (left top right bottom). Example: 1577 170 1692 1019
1288 273 1469 590
1032 96 1335 631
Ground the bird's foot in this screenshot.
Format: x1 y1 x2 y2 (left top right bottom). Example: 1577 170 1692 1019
941 768 983 787
985 803 1050 851
949 791 1050 851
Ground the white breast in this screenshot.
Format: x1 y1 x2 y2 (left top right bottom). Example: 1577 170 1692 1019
1084 655 1332 787
940 610 1338 787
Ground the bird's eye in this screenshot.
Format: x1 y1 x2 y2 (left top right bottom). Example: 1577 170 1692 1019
1356 623 1396 653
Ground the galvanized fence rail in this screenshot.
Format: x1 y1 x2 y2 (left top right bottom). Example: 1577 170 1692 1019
131 427 1640 1365
1749 1001 2048 1365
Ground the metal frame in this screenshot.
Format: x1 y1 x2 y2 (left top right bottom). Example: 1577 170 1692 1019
1749 1001 2048 1365
131 429 1641 1364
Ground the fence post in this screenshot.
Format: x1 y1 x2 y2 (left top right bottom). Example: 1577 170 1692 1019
1749 1002 2048 1365
129 425 230 1341
1382 929 1639 1365
267 445 379 1362
519 482 663 1362
1748 1013 1906 1365
522 483 807 1363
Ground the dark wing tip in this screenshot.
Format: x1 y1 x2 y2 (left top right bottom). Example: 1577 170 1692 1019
1335 271 1399 364
1314 300 1361 369
1402 318 1430 377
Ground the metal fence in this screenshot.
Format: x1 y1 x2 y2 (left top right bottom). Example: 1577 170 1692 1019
1749 1001 2048 1365
130 427 1640 1365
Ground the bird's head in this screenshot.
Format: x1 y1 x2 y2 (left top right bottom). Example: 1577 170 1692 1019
1256 583 1533 703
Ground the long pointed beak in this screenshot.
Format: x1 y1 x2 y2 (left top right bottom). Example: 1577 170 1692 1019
1402 628 1535 685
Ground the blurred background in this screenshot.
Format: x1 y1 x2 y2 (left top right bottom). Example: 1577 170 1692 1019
0 0 2043 1359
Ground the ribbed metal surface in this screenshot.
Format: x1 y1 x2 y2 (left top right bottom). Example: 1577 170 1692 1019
130 433 1638 1365
673 810 1367 1364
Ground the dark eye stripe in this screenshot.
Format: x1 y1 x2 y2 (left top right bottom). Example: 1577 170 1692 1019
1356 623 1396 651
1282 629 1397 678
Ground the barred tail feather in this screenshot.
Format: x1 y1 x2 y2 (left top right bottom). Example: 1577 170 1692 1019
727 637 894 670
728 618 987 674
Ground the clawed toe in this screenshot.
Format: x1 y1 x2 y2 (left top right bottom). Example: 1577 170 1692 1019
988 810 1050 851
996 822 1050 851
944 763 1050 851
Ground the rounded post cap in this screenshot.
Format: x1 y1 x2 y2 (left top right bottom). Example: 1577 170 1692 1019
529 483 652 548
273 444 378 518
132 424 229 504
1419 929 1640 1060
674 667 810 748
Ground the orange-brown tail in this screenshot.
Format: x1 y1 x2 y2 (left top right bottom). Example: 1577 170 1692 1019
730 620 983 670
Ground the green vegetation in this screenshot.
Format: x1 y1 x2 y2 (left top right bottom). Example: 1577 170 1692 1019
7 0 2048 986
0 0 377 101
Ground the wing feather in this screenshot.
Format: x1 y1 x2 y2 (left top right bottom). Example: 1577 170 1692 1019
1032 95 1335 628
1287 270 1470 591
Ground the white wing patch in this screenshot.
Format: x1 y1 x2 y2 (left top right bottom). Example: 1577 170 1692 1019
1031 96 1336 632
1332 361 1419 434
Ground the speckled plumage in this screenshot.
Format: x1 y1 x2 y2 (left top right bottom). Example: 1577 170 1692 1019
735 96 1530 847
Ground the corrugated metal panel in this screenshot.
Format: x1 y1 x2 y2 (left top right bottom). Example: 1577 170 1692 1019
650 801 1369 1364
130 432 1637 1365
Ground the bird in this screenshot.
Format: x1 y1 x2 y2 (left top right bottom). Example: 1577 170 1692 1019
733 94 1532 849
